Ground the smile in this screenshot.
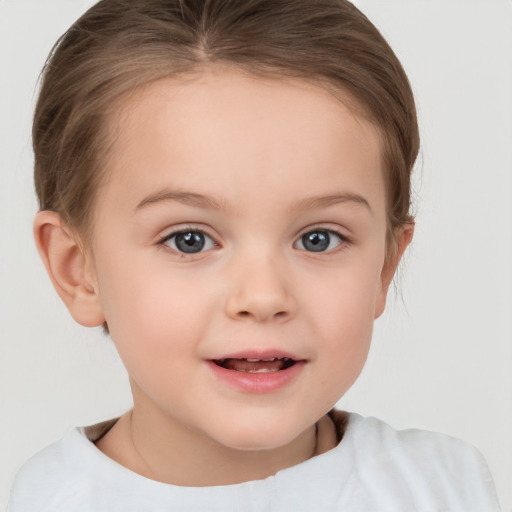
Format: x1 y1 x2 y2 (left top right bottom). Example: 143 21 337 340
212 357 297 373
207 351 306 393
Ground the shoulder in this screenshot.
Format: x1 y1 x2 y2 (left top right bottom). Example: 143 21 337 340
345 413 489 468
8 432 82 512
338 412 501 511
7 419 118 512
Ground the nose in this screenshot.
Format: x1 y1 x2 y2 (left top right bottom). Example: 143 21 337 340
224 253 296 323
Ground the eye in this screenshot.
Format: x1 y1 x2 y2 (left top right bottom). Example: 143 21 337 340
161 229 216 254
294 229 345 253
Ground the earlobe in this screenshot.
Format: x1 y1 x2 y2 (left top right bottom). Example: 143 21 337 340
374 223 414 319
33 211 105 327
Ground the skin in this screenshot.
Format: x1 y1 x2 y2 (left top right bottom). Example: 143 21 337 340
34 67 412 486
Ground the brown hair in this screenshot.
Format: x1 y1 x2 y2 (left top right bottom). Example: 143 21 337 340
33 0 419 250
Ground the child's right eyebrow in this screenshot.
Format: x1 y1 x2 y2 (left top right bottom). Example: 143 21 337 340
135 189 228 212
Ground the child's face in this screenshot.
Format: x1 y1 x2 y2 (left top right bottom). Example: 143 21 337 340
86 69 392 450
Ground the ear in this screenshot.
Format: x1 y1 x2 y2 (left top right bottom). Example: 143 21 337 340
33 211 105 327
374 223 414 319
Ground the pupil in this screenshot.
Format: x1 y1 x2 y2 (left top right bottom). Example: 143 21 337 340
175 232 205 253
303 231 329 252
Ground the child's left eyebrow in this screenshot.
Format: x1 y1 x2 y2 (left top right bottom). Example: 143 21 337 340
289 193 373 216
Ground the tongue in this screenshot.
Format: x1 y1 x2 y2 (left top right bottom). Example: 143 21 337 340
223 359 286 373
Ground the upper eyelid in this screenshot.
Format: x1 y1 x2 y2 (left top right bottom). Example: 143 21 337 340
296 227 347 241
295 224 349 240
158 225 217 243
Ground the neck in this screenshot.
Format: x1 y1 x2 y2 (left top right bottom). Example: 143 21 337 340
127 406 317 486
95 404 336 487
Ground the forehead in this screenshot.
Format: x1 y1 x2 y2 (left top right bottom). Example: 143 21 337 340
99 68 385 217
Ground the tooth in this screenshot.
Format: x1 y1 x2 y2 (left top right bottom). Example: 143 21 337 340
262 358 276 362
246 358 260 362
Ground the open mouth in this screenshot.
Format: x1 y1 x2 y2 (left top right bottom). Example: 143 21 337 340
207 353 306 392
211 357 297 373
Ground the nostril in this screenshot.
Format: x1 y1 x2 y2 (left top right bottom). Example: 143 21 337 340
236 310 288 320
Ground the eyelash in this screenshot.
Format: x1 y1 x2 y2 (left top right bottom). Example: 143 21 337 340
294 226 350 254
157 226 218 255
157 225 351 256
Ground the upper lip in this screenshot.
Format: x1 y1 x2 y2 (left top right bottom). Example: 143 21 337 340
208 349 305 362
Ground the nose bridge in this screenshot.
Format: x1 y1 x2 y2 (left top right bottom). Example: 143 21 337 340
225 243 296 322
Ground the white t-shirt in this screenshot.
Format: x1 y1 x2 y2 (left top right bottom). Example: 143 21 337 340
7 411 500 512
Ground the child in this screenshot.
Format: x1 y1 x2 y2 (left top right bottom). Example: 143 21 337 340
7 0 501 510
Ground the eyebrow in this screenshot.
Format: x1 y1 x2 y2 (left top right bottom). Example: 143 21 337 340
290 193 373 215
135 190 227 212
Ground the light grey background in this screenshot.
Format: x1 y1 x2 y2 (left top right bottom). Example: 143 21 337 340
1 0 511 510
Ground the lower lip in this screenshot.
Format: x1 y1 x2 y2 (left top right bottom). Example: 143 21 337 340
206 360 306 393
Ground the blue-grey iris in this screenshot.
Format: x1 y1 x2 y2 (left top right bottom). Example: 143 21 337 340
302 231 330 252
175 232 205 253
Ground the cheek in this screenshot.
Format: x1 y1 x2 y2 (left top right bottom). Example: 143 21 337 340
95 252 206 355
307 256 382 324
97 265 199 396
302 259 382 369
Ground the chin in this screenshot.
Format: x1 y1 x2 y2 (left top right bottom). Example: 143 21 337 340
209 419 304 452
